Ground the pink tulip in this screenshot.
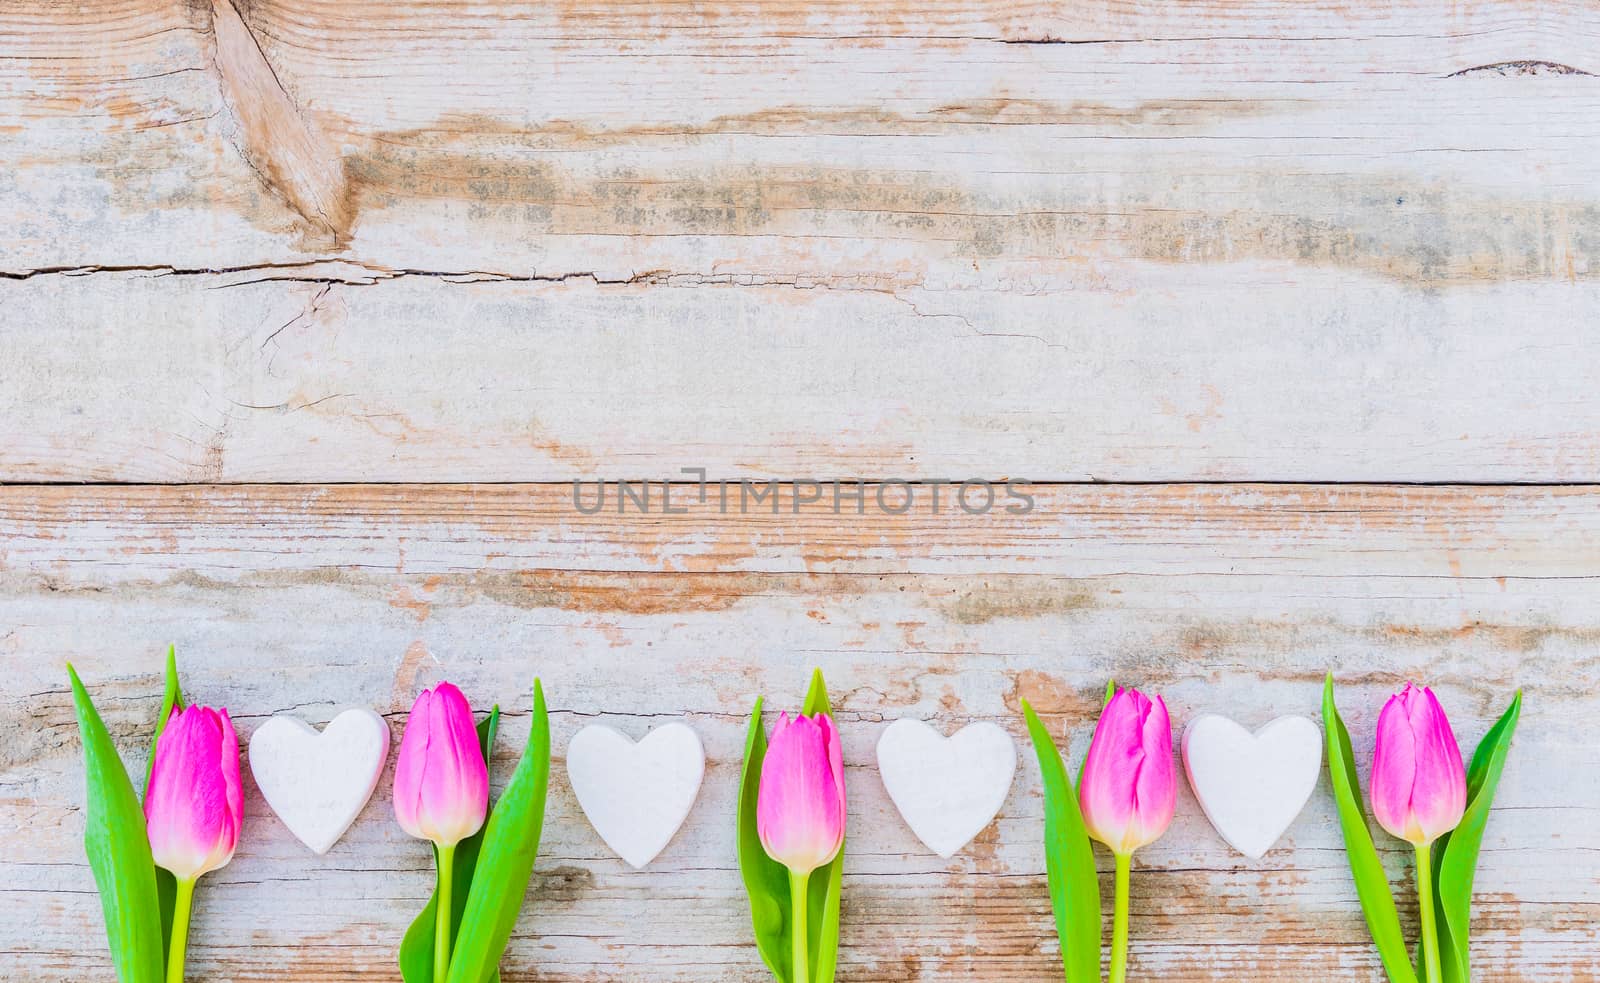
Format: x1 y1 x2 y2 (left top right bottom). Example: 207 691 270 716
393 682 488 848
1078 687 1176 855
757 712 846 875
145 705 243 881
1370 683 1467 845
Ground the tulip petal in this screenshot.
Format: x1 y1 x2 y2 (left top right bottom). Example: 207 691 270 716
393 683 489 848
1079 690 1137 841
216 709 243 870
1079 687 1175 854
1370 683 1467 845
145 706 241 880
393 688 435 840
1412 687 1467 841
1370 688 1419 840
819 712 846 812
757 712 845 875
1131 696 1175 845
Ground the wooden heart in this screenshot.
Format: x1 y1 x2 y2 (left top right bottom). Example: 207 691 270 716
566 723 704 869
248 708 391 855
1181 714 1322 860
876 719 1016 858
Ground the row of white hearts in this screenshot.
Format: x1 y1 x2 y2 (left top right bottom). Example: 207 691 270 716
251 711 1322 867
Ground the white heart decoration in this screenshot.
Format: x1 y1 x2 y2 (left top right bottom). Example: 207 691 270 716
1181 714 1322 860
248 708 391 855
567 723 704 869
876 719 1016 858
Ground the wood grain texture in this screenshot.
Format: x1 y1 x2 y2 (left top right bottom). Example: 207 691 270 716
6 0 1600 979
5 270 1600 482
6 0 1600 480
1 485 1596 980
4 0 1598 285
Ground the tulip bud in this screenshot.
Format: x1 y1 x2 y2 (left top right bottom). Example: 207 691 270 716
393 682 488 848
757 712 846 875
1078 687 1175 856
1370 683 1467 845
145 705 243 882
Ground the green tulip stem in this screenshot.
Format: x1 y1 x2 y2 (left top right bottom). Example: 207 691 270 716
167 877 195 983
1415 843 1441 983
789 868 811 983
1109 851 1132 983
435 844 457 982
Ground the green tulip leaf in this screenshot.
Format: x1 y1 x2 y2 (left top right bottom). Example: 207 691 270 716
1431 691 1521 983
445 682 550 983
143 646 185 790
800 669 844 983
738 694 793 983
401 706 502 983
1021 699 1101 983
144 647 185 967
68 664 165 983
1322 675 1418 983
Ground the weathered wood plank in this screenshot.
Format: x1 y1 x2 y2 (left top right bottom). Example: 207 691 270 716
6 4 1599 982
4 0 1598 283
1 484 1595 980
5 271 1600 482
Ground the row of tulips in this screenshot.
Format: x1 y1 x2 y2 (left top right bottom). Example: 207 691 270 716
68 652 550 983
71 658 1518 983
746 675 1518 983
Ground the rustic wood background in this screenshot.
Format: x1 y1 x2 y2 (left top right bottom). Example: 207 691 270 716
3 0 1598 980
